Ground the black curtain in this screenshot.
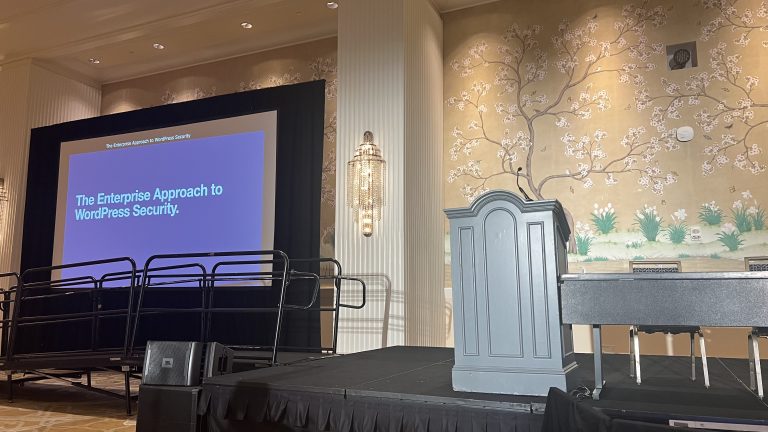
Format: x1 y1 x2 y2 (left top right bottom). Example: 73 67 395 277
541 387 699 432
17 80 325 354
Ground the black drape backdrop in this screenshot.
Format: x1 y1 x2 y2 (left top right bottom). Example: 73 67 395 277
18 80 325 355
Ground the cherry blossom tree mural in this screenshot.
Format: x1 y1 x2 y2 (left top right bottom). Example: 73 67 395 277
637 0 767 178
446 4 680 246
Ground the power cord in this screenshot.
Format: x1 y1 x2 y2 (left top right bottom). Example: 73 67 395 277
570 386 593 401
715 357 768 409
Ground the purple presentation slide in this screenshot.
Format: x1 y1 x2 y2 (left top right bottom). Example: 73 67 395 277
61 131 265 280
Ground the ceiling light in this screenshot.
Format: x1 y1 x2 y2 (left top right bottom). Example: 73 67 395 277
89 58 100 64
326 1 338 9
241 22 253 29
153 43 165 50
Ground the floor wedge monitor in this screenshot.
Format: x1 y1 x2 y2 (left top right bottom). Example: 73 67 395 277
204 341 235 378
143 341 202 386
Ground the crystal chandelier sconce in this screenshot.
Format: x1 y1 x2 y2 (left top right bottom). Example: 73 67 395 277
347 131 386 237
0 179 7 238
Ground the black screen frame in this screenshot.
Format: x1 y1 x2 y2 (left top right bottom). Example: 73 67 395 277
23 80 324 273
18 80 325 352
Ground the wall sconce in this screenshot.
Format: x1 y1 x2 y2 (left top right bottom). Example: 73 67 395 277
347 131 386 237
0 178 7 228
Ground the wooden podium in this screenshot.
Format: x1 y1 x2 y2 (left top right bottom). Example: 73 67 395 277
445 190 575 395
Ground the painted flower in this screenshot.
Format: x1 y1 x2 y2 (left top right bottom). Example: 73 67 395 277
721 222 738 235
575 221 593 236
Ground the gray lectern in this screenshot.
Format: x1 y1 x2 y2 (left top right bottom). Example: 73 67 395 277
445 190 575 395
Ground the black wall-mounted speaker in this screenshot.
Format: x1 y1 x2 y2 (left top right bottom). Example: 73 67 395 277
142 341 202 386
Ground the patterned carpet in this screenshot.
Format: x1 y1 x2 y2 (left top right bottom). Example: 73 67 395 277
0 372 138 431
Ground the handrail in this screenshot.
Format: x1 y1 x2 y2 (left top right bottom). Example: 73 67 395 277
130 250 290 359
0 272 20 359
13 308 130 325
336 276 367 310
284 271 321 310
288 258 350 353
100 263 208 288
20 291 79 301
23 275 98 290
11 257 136 361
20 257 136 281
340 273 391 348
205 252 290 365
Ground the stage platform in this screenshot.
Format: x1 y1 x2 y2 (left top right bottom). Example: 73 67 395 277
198 346 768 431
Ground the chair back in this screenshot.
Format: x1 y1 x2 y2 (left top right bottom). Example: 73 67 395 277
629 260 681 273
745 256 768 272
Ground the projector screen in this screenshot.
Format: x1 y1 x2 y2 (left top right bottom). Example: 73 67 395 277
52 111 277 279
21 82 324 353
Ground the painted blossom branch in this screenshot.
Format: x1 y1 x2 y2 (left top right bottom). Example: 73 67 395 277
446 3 673 203
634 0 768 177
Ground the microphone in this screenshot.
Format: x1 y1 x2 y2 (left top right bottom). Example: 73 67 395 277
515 167 533 201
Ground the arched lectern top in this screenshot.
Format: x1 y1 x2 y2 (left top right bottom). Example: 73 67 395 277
445 190 571 244
445 189 563 219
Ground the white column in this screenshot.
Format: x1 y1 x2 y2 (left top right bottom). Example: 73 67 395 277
403 0 445 347
336 0 444 352
0 60 101 276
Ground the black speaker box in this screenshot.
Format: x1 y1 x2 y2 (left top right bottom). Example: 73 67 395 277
137 385 201 432
204 341 235 378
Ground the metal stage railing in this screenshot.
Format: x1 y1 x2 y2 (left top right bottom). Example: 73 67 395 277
287 258 366 356
4 257 138 414
0 272 21 361
130 251 288 363
11 257 138 360
0 250 366 415
206 254 311 366
128 250 365 366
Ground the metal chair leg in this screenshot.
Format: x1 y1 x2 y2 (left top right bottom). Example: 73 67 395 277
690 332 696 381
629 327 635 377
698 330 710 389
753 333 763 398
124 370 132 416
633 327 642 385
6 372 12 402
750 333 758 391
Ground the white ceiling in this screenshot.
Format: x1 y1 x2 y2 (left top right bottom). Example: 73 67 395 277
0 0 493 84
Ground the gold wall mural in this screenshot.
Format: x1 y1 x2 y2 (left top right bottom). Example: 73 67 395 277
101 37 338 257
444 0 768 356
444 0 768 274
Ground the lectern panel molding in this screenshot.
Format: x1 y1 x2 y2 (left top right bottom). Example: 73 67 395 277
483 207 524 358
527 221 552 359
457 226 479 356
